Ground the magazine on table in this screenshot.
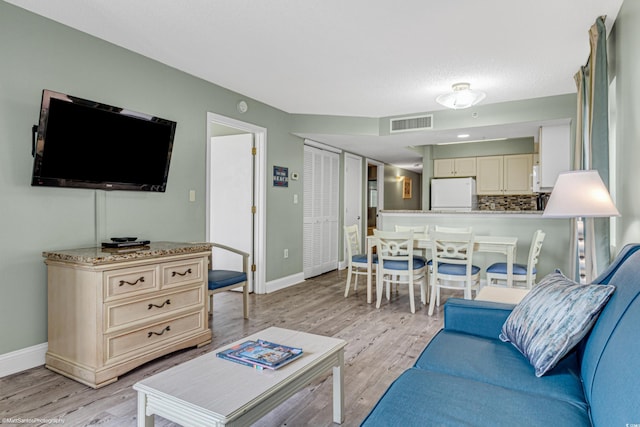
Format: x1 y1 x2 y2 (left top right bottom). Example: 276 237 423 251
217 339 303 370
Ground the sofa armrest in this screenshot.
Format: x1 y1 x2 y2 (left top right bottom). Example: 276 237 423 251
444 298 515 339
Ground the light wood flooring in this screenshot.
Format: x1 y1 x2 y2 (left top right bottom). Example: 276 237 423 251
1 270 451 427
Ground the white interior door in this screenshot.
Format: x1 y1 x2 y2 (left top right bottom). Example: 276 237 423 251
303 145 339 278
209 134 253 291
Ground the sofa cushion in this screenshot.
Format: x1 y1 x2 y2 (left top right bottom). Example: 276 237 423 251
499 271 615 377
415 330 586 406
579 244 640 424
360 369 590 427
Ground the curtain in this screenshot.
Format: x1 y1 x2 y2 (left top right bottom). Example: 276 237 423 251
571 16 610 283
589 17 611 275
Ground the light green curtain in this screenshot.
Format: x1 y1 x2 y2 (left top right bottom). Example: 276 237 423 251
572 16 611 283
589 16 611 275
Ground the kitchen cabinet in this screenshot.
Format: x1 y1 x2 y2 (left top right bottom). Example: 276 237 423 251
434 157 476 177
476 154 533 195
539 125 571 189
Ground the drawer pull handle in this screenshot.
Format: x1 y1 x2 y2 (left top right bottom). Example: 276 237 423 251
119 276 145 287
148 299 171 310
147 326 170 338
171 268 192 277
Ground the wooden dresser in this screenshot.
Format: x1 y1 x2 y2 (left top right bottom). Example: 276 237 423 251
43 242 213 388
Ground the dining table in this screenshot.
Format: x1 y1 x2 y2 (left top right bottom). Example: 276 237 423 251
365 233 518 304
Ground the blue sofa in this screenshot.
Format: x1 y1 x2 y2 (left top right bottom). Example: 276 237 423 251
362 244 640 426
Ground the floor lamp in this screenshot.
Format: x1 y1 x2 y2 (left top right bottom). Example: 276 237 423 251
542 170 620 284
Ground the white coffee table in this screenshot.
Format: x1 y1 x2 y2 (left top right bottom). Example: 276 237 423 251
133 327 347 426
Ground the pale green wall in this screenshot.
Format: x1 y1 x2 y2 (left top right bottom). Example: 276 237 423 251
610 0 640 250
383 167 422 210
0 2 303 354
432 137 534 159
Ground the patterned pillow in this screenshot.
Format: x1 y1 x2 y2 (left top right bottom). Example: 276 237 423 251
499 271 615 377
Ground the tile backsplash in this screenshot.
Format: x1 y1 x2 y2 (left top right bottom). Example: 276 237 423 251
478 195 538 211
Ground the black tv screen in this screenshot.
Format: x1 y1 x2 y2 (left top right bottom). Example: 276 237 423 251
31 89 177 192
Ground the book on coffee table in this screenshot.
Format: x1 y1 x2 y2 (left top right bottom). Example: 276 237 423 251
217 339 303 370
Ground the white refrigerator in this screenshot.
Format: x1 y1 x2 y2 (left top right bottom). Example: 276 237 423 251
431 177 477 211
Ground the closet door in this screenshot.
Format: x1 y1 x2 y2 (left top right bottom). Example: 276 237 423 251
303 145 339 278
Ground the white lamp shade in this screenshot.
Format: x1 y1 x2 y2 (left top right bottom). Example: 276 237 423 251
542 170 620 218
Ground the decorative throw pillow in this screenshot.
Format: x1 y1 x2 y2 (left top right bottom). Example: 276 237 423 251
499 271 615 377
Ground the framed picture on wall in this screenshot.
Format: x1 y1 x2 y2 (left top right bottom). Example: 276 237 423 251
402 177 412 199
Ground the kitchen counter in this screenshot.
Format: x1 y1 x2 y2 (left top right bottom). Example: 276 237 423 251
381 210 544 218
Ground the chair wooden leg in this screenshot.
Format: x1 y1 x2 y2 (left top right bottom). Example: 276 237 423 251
242 283 249 319
344 266 353 297
408 279 416 314
428 283 436 316
376 272 384 309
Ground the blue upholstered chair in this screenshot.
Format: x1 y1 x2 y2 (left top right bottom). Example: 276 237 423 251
374 230 427 313
344 224 377 297
428 226 480 316
208 243 249 319
486 229 546 289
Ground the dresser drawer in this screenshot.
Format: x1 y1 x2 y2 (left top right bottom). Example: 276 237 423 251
104 265 159 300
161 258 205 289
104 285 204 332
105 310 206 363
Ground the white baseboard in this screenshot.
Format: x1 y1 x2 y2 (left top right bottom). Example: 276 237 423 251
0 342 47 378
265 272 305 293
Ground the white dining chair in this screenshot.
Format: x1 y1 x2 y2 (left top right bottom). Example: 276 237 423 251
394 225 429 257
344 224 377 297
428 226 480 316
486 229 546 289
374 230 427 313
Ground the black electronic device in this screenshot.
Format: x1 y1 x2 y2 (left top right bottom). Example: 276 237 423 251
102 240 151 248
31 89 177 192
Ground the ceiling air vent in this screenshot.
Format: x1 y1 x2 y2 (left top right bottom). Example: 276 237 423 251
390 114 434 133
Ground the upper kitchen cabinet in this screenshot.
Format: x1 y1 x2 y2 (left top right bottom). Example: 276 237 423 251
433 157 477 178
477 154 533 195
539 124 571 189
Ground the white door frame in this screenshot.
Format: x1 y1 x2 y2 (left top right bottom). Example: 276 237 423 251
343 152 363 262
367 159 384 226
206 112 267 294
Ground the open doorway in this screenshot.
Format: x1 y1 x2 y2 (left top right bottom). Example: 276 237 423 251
366 159 384 234
206 112 267 294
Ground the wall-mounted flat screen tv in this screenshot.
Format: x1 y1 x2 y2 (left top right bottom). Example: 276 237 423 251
31 89 177 192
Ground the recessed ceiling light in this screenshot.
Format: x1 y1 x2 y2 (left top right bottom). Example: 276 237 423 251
457 134 470 138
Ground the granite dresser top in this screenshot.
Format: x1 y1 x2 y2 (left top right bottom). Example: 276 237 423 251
42 241 213 265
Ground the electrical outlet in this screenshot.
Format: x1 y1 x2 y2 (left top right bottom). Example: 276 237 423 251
284 249 289 259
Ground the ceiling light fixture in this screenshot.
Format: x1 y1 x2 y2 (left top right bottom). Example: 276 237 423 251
436 83 486 110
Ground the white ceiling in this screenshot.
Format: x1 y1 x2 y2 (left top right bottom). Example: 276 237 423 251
6 0 624 172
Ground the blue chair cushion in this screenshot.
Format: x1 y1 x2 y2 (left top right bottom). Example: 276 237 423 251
427 260 480 275
487 262 534 275
382 255 426 270
208 269 247 290
352 253 378 264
